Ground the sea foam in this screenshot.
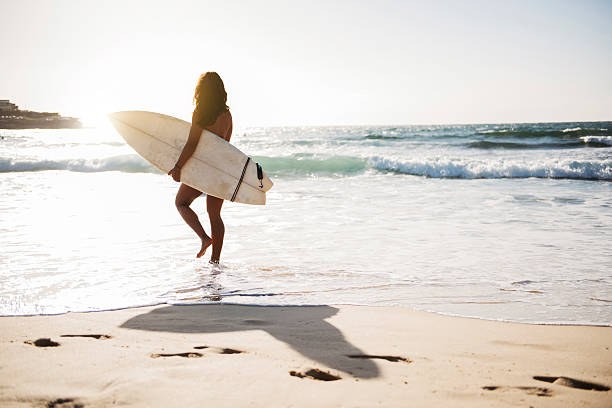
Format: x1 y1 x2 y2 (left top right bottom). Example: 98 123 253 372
369 156 612 180
0 155 159 174
3 154 610 181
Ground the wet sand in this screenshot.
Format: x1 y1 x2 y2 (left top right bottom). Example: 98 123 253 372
0 304 610 407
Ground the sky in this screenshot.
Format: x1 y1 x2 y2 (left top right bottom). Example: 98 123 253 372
1 0 611 126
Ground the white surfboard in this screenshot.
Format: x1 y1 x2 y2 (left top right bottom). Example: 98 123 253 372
108 111 273 205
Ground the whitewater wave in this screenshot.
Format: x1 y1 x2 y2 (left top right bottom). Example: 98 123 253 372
252 154 612 181
580 136 612 146
369 157 612 180
0 154 160 174
2 153 610 181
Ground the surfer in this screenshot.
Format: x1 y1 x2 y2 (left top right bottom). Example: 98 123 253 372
168 72 233 263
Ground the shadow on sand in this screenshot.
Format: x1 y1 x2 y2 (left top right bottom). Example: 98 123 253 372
120 304 380 379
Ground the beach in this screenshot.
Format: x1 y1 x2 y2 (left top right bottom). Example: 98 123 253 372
1 123 611 407
1 304 610 407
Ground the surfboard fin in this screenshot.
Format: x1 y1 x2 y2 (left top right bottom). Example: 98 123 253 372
256 163 264 188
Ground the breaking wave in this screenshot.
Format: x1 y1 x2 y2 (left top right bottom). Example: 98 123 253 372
368 156 612 180
2 153 610 181
0 154 160 174
579 136 612 146
254 155 611 181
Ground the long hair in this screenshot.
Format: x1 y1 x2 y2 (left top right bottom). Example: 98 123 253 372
192 72 229 127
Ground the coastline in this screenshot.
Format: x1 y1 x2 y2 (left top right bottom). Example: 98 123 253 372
6 302 610 327
1 304 610 407
0 117 82 129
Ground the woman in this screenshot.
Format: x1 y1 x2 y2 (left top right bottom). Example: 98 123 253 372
168 72 233 263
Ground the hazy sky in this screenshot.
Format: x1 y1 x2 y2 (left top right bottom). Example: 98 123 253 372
1 0 611 126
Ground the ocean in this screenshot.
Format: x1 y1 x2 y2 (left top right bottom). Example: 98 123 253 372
1 121 611 325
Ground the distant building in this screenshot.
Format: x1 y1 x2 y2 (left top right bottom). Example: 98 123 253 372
0 100 18 111
0 99 81 129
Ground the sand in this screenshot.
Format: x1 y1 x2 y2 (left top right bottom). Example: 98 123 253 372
0 304 610 407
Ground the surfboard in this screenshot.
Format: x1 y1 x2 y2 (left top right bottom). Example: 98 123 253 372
108 111 273 205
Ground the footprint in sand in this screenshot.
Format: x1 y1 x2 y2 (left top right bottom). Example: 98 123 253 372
482 385 553 397
289 355 408 381
290 369 341 381
25 338 60 347
192 346 245 354
25 335 113 347
346 354 411 363
150 346 245 358
533 376 610 391
47 398 84 408
150 352 203 358
61 334 112 340
219 347 243 354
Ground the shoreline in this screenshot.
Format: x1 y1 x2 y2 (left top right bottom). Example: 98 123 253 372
2 302 611 328
1 304 610 407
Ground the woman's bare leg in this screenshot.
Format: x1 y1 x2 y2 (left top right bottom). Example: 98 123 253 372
206 195 225 263
175 183 212 258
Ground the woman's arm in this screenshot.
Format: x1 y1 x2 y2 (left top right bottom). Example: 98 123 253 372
175 123 204 168
168 123 203 182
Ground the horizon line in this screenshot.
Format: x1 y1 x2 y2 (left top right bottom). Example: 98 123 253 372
81 115 612 129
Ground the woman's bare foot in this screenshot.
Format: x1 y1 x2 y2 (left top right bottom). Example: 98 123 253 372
197 237 213 258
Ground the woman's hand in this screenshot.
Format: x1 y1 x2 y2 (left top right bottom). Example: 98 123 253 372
168 165 181 182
